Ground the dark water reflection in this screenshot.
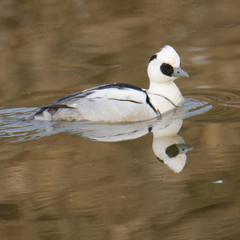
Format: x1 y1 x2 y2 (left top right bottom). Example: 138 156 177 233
1 0 240 239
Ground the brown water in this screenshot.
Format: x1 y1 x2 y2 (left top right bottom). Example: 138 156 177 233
0 0 240 239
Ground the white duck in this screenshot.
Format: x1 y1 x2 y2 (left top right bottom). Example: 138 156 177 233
27 45 189 122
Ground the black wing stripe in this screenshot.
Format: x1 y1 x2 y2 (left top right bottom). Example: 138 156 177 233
146 94 161 118
94 98 143 104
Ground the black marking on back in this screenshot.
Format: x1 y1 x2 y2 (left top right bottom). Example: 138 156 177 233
94 83 144 92
149 55 157 63
54 92 91 103
54 83 145 103
160 63 174 77
165 144 179 158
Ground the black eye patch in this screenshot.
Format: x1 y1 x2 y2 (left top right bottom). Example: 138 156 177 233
160 63 174 77
149 55 157 63
165 144 179 158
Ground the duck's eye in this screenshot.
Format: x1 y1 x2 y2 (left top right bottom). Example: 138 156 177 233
160 63 174 77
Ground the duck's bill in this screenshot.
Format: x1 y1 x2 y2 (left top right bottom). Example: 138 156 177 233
177 144 193 154
172 67 189 78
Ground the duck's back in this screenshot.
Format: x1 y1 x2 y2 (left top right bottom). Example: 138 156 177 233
30 83 160 122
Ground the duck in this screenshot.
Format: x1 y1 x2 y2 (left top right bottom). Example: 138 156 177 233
26 45 189 122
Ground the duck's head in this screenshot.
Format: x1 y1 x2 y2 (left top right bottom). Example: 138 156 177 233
147 45 189 83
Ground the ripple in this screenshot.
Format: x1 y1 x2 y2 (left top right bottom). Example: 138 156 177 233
183 88 240 123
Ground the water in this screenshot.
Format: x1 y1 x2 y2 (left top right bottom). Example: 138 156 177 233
0 0 240 239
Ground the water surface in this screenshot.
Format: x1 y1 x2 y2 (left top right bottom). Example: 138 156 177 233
0 0 240 239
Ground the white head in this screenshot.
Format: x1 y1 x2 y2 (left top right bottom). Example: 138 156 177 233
163 144 192 173
147 45 189 83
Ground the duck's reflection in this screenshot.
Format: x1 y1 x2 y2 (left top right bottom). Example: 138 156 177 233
47 110 198 173
71 117 192 173
48 98 211 173
69 117 191 173
0 98 212 173
152 118 192 173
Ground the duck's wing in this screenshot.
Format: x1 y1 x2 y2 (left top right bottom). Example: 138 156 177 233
55 83 148 104
39 84 156 111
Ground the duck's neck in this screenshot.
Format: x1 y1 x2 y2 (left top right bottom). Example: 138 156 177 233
147 81 183 106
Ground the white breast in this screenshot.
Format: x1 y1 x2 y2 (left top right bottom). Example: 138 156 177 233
148 93 177 115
